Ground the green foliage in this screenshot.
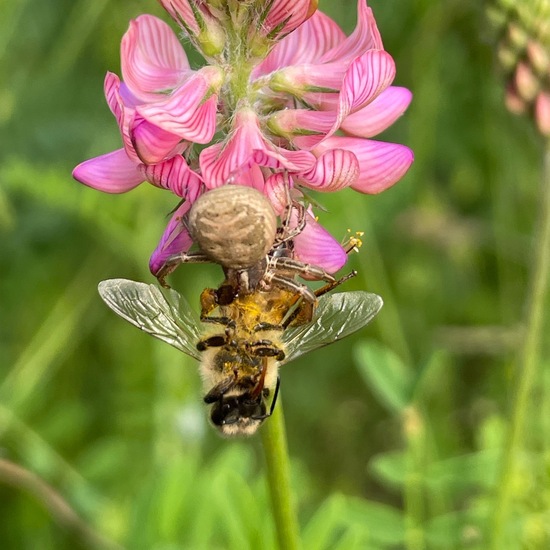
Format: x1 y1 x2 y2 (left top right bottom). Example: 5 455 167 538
2 0 550 549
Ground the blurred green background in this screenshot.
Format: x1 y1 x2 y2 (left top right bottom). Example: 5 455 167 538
1 0 548 548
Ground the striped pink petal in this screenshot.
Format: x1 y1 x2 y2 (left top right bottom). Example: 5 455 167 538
149 200 196 276
121 15 190 102
199 109 316 188
292 210 347 273
159 0 201 34
314 137 413 193
263 0 318 37
199 111 266 188
131 115 186 164
298 149 359 191
341 86 412 138
72 149 143 193
264 172 291 215
254 10 344 76
141 155 202 198
136 68 220 142
103 72 140 163
319 0 383 65
333 50 396 133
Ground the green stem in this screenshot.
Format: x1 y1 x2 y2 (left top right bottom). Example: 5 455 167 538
492 139 550 547
260 396 301 550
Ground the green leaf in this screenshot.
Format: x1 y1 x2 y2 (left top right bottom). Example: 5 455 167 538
424 450 500 492
343 497 406 546
369 451 407 489
354 340 414 413
303 493 346 550
425 504 489 548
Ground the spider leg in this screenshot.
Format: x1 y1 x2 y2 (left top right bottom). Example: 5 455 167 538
156 251 212 287
270 256 336 283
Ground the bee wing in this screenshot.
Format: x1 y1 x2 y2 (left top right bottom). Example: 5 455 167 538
280 291 383 365
98 278 202 361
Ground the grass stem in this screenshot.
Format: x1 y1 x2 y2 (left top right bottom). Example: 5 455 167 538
260 396 301 550
492 139 550 547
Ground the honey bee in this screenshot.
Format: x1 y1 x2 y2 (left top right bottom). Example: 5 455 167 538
98 278 382 436
99 185 383 436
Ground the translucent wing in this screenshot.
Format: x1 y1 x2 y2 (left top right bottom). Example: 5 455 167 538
98 278 202 361
281 291 383 365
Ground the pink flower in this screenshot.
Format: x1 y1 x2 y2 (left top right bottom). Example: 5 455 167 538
161 0 319 48
251 0 413 193
76 1 413 277
192 0 412 196
73 15 219 195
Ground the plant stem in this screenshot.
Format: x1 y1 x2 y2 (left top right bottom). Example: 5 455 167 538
492 139 550 547
260 396 301 550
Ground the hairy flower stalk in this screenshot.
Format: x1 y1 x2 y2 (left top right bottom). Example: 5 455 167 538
488 1 550 546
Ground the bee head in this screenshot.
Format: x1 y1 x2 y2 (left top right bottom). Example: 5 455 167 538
210 395 267 437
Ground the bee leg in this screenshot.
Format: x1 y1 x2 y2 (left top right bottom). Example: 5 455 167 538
156 251 212 287
249 340 286 361
203 375 237 403
196 334 227 351
199 316 232 325
252 375 281 420
253 322 283 332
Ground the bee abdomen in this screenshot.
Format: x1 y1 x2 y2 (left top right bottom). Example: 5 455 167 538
189 185 277 270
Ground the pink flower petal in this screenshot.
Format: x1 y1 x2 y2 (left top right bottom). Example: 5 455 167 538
199 109 316 188
141 155 203 198
254 10 344 75
149 200 196 276
263 0 318 37
104 72 123 122
251 147 316 173
120 17 188 97
73 149 143 193
292 210 347 273
341 86 412 138
200 136 316 190
199 111 267 187
314 137 413 193
232 164 270 194
264 172 291 215
270 62 346 95
121 15 190 102
104 73 141 163
136 68 220 142
298 149 359 191
131 115 186 164
159 0 201 34
337 49 395 120
320 0 383 65
269 108 335 136
535 91 550 136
